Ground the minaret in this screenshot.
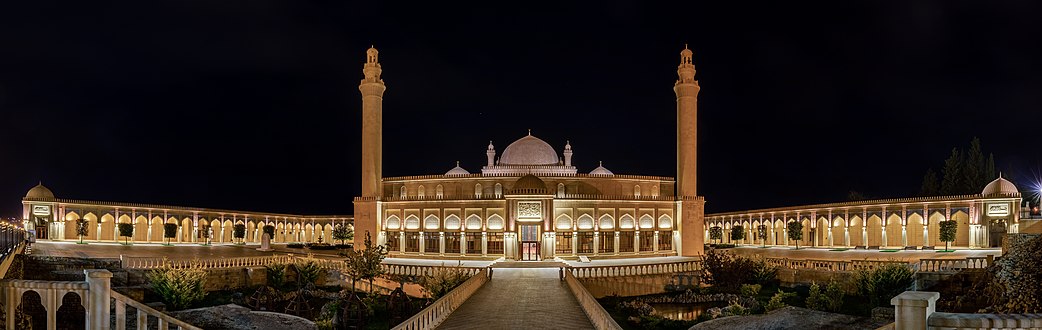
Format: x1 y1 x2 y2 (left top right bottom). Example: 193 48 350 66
674 45 704 257
563 141 573 167
674 45 699 197
354 46 386 248
359 46 385 198
486 141 496 166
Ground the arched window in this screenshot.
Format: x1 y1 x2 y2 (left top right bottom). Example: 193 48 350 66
634 185 641 198
400 186 407 199
465 215 482 230
658 215 673 229
599 214 614 229
557 183 565 197
418 185 425 198
436 185 444 198
494 183 503 197
639 214 655 229
487 214 504 230
474 183 483 198
444 215 461 230
424 215 440 230
385 215 401 230
620 214 635 229
404 215 420 230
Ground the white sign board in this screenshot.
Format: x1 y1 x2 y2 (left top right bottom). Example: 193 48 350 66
987 203 1009 216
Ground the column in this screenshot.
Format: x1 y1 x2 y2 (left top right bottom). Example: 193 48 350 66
439 232 445 255
593 232 600 255
901 207 908 247
923 205 929 247
614 231 620 254
85 269 113 330
881 207 888 247
419 232 425 254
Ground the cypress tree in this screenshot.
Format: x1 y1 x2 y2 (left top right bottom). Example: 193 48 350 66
919 168 940 196
939 148 963 195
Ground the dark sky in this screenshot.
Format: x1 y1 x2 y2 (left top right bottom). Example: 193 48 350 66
1 1 1040 217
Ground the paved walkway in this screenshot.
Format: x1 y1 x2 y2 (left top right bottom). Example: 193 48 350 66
32 241 284 259
436 268 593 330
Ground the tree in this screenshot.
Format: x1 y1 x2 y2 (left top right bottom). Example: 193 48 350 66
847 190 867 201
787 221 804 250
262 225 276 240
939 220 958 252
919 168 940 196
709 226 723 245
118 223 134 245
730 225 745 245
757 224 768 248
163 223 177 244
75 219 89 244
963 137 986 193
940 148 963 195
345 231 387 293
333 224 353 245
233 224 246 243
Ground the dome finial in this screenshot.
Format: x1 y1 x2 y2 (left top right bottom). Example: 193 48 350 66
456 160 460 166
527 128 531 136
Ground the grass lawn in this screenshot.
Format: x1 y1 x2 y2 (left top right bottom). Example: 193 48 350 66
880 249 901 252
829 248 850 252
936 250 956 253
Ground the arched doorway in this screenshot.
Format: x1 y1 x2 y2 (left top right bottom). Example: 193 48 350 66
989 219 1007 247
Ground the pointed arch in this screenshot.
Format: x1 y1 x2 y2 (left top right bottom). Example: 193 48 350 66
423 214 440 230
598 214 614 229
639 214 655 229
404 215 420 230
577 214 594 230
134 215 149 241
619 214 635 229
465 214 482 230
658 215 673 229
385 215 401 230
487 214 504 230
475 183 483 198
435 184 444 198
444 214 461 230
555 214 573 230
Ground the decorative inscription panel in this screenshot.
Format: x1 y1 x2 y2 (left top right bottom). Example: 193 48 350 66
517 201 542 220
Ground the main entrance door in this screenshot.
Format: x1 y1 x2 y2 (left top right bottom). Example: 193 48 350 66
989 219 1007 248
519 225 540 261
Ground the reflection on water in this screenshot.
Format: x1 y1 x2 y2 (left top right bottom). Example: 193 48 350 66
651 302 726 321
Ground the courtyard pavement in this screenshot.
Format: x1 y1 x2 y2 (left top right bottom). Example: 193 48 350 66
32 241 289 259
435 268 594 330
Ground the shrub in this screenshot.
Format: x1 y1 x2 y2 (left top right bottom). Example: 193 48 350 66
853 262 915 306
287 243 304 249
147 267 207 310
333 224 353 245
730 225 745 244
939 220 957 251
757 224 768 247
75 219 89 243
617 300 654 317
702 250 778 290
266 263 287 288
749 257 779 286
740 284 761 297
420 264 470 300
765 289 797 312
294 259 322 286
309 243 336 250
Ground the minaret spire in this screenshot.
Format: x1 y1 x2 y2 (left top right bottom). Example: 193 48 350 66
674 44 704 258
359 46 386 197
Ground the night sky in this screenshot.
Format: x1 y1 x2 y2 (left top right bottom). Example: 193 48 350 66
1 1 1040 217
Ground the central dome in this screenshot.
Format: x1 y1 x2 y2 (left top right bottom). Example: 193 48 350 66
499 134 560 166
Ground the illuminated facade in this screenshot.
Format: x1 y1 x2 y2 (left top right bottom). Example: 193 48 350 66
705 176 1027 248
353 46 706 260
22 183 349 244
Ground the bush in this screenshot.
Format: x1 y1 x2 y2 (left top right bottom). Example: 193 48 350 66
420 264 471 300
765 289 798 312
147 267 207 310
617 300 654 317
294 259 322 286
709 226 723 244
702 250 779 290
163 223 177 242
118 223 134 244
806 280 845 312
233 224 246 241
787 221 804 249
731 225 745 243
853 262 915 306
334 244 352 249
287 243 304 249
740 284 762 297
266 263 287 288
309 243 336 250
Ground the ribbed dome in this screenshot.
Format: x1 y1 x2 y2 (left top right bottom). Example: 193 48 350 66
982 175 1019 196
509 174 548 194
589 161 614 176
499 134 559 166
445 161 470 176
25 183 55 200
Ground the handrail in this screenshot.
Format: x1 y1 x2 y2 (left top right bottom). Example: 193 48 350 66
391 269 490 330
764 257 909 272
916 257 991 273
110 290 201 330
563 270 624 330
568 260 701 278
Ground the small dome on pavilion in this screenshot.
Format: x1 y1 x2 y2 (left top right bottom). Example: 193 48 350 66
509 174 548 194
445 161 470 176
25 183 55 200
589 161 614 176
982 175 1019 196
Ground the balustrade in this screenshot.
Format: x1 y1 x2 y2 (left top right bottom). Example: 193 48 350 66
391 269 489 330
564 271 624 330
568 260 701 279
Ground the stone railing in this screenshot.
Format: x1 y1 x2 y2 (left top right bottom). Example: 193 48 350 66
564 270 624 330
382 263 486 277
567 260 701 278
121 255 294 269
1 269 199 330
891 291 1042 330
765 257 910 272
391 269 490 330
916 256 992 273
111 289 200 330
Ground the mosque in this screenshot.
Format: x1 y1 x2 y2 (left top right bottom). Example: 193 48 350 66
20 45 1035 259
